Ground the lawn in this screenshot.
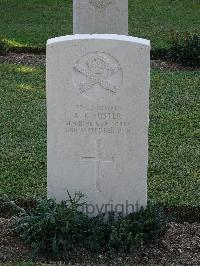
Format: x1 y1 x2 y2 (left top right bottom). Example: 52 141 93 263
0 63 199 206
0 64 46 199
0 0 199 50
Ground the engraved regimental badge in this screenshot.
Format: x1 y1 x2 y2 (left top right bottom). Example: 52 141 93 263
73 52 123 99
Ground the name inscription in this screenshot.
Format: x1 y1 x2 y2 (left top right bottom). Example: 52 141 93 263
66 105 131 135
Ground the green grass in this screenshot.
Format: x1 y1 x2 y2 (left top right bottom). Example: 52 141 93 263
149 70 200 206
0 0 199 50
0 0 72 49
129 0 200 49
0 64 46 199
0 63 199 206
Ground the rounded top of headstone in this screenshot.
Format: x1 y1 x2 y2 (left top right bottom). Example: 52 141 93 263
47 34 150 47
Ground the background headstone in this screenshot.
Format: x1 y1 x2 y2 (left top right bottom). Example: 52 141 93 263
73 0 128 34
47 35 150 215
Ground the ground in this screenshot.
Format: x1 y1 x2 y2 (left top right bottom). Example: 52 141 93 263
0 54 199 265
0 216 200 265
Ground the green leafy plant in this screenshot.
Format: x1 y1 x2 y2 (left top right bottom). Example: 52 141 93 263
0 37 9 55
108 203 166 251
14 192 88 258
14 195 167 258
168 30 200 67
83 215 111 252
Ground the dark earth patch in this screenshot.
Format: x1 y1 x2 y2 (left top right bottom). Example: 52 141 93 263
0 218 31 263
0 216 200 265
0 53 199 71
0 53 45 67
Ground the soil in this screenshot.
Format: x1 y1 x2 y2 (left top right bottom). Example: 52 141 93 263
0 217 31 263
0 52 199 71
0 216 200 265
0 53 45 67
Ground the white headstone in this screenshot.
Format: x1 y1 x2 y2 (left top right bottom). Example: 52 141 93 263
73 0 128 35
47 35 150 216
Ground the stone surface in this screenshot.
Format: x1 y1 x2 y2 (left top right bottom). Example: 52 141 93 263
73 0 128 35
47 35 150 215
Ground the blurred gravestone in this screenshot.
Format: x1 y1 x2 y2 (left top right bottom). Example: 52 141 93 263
73 0 128 34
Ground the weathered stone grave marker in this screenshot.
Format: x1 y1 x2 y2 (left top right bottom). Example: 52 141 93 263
47 0 150 216
73 0 128 34
47 34 150 215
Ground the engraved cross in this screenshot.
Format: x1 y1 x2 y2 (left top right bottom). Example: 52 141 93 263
80 139 114 192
